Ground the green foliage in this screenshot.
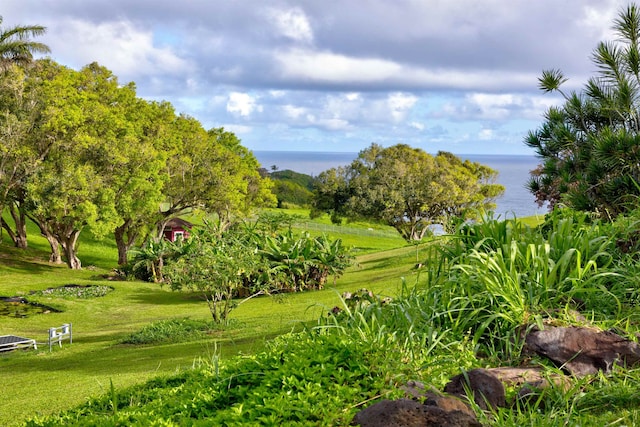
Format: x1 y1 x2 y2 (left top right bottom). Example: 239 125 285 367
127 238 174 283
272 179 314 208
269 169 315 208
160 215 354 323
259 229 353 291
270 169 315 190
0 16 50 70
31 285 113 299
12 205 640 426
0 59 275 269
527 4 640 218
163 221 267 324
432 209 623 360
121 318 213 345
312 143 504 241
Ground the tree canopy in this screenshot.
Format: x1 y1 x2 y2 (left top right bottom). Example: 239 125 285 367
312 143 504 241
526 4 640 217
0 59 276 268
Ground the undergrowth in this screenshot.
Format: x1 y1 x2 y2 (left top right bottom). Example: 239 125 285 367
120 317 217 345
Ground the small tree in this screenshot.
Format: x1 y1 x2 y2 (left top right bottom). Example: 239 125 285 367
163 221 267 324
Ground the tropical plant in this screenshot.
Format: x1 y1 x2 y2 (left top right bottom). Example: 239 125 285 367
0 16 49 70
163 221 269 324
526 4 640 217
258 229 352 291
433 211 621 359
128 238 174 283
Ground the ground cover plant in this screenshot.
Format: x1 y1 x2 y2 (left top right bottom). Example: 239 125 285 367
30 285 114 299
8 207 640 426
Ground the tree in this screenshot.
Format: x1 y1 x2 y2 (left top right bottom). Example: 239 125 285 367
24 63 125 268
111 99 174 265
526 4 640 217
0 64 42 248
0 16 49 70
312 144 504 241
163 221 268 324
154 123 275 239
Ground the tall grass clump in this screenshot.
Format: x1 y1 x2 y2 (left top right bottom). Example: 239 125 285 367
425 209 622 360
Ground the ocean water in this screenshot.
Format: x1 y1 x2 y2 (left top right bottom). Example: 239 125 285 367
254 151 547 218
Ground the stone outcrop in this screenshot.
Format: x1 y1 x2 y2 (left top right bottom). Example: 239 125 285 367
444 368 505 410
353 325 640 425
524 326 640 376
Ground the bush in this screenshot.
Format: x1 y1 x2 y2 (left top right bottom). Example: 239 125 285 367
121 318 214 345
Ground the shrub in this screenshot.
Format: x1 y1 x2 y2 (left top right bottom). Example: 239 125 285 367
121 318 214 345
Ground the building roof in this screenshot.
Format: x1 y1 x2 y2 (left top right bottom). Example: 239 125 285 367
164 218 194 229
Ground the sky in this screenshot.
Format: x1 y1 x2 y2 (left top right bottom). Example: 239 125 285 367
1 1 631 155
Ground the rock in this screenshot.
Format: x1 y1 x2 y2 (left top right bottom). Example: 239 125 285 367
351 398 481 427
401 381 477 419
486 366 570 391
444 368 506 410
524 326 640 376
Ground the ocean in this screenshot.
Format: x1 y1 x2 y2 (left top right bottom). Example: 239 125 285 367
253 151 547 218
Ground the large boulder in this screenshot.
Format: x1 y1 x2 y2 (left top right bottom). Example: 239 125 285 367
351 398 481 427
524 326 640 376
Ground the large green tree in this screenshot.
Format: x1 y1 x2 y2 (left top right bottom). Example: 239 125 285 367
0 16 49 70
110 98 175 265
312 143 504 241
25 63 124 268
154 123 275 239
526 4 640 216
0 64 45 248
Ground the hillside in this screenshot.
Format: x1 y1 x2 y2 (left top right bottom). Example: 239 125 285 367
269 169 316 208
0 210 408 426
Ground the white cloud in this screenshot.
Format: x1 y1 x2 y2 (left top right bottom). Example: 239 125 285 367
276 49 402 83
478 129 494 140
223 124 253 135
410 121 425 131
268 7 314 44
227 92 262 117
49 18 189 80
387 92 417 121
283 105 306 119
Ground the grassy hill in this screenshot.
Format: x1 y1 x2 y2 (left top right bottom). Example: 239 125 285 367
6 209 640 425
0 210 410 426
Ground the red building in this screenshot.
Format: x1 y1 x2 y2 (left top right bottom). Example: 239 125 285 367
163 218 193 242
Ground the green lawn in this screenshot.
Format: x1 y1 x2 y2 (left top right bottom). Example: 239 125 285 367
0 210 546 426
0 212 418 426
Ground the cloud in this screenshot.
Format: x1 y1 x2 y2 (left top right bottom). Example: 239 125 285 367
275 48 402 84
267 7 314 44
1 0 631 155
226 92 262 117
47 18 190 82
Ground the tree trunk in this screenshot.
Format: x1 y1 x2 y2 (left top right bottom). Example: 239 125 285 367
59 229 82 269
1 202 28 248
28 214 62 264
114 219 139 265
45 233 62 264
9 203 28 248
